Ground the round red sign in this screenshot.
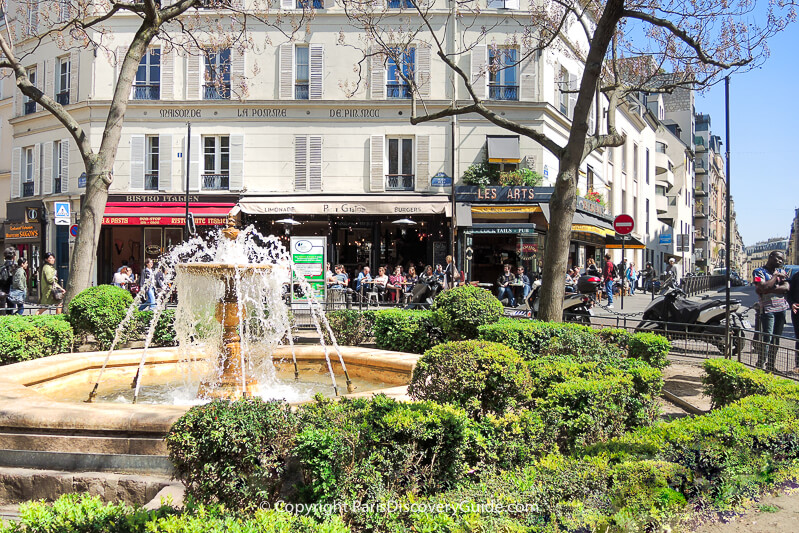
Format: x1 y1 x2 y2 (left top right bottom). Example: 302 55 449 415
613 214 635 235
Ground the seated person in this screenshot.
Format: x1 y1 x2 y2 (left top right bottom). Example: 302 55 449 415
325 262 337 288
331 264 349 289
373 266 389 300
516 266 531 302
564 271 576 293
496 264 516 307
356 266 372 293
434 264 445 284
405 266 419 293
388 266 405 302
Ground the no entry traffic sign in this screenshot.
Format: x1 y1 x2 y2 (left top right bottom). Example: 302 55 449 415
613 214 635 235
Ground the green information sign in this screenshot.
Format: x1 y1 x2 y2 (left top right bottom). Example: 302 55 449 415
290 236 326 303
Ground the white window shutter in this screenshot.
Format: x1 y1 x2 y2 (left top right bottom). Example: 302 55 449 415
279 43 294 99
323 0 334 7
186 47 200 100
416 44 431 99
309 44 323 100
309 136 322 191
161 48 174 100
370 48 385 100
45 59 54 99
11 148 21 199
69 50 79 104
14 88 21 118
231 48 245 99
60 139 70 192
519 47 537 101
114 47 128 85
505 0 519 8
229 134 244 191
36 61 45 111
568 73 578 119
369 135 385 192
294 135 308 190
159 134 172 191
588 102 595 135
42 142 53 195
188 135 200 191
281 0 293 8
130 135 145 190
33 144 41 196
470 45 486 100
415 135 429 191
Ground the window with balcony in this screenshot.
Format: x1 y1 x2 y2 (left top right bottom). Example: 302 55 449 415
134 48 160 100
54 141 64 193
295 45 309 99
488 47 518 100
56 57 70 105
386 137 414 190
23 147 34 197
386 48 414 99
24 68 36 115
146 136 159 190
296 0 323 7
203 136 229 190
387 0 413 7
204 49 231 100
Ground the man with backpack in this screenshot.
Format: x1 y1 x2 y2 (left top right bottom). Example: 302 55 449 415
604 253 616 309
0 248 16 315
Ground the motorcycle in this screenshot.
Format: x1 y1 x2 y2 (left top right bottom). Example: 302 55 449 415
406 276 443 309
635 276 749 356
512 273 601 324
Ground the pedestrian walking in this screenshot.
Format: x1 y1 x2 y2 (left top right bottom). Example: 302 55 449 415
9 258 28 315
643 262 657 293
603 254 615 308
444 255 460 289
753 251 790 371
38 252 63 315
667 258 680 286
0 247 16 314
627 262 638 295
139 258 157 311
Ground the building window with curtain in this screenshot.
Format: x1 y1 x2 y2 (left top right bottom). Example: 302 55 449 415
295 45 309 99
133 48 160 100
488 47 518 101
386 48 414 99
23 147 34 197
24 67 36 115
56 57 70 105
386 137 414 190
54 141 63 193
146 136 159 190
203 136 229 190
204 49 231 100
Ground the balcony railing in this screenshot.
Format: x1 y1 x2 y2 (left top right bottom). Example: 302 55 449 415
203 173 229 190
385 174 414 191
56 91 69 105
133 84 160 100
489 84 519 101
203 84 230 100
295 83 309 99
23 101 36 115
387 0 413 7
296 0 323 7
145 173 159 191
54 178 62 194
22 182 34 197
386 83 412 99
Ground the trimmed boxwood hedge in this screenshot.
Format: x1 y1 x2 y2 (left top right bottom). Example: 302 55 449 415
702 358 799 408
432 285 503 341
67 285 133 348
324 309 376 346
373 308 439 353
0 315 73 365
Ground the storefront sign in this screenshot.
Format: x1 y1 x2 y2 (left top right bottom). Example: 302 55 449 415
101 216 225 226
660 234 673 245
328 109 380 119
237 108 288 118
455 186 554 203
576 197 608 217
112 194 205 203
465 224 537 235
5 223 41 242
291 236 326 303
240 196 450 216
159 108 202 118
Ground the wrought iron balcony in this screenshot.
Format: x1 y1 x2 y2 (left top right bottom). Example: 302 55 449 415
203 84 230 100
295 83 309 100
296 0 323 7
22 182 34 197
203 173 229 190
56 91 69 105
488 84 519 101
386 83 412 99
145 173 159 191
133 84 160 100
23 101 36 115
54 178 62 194
388 0 413 7
385 174 414 191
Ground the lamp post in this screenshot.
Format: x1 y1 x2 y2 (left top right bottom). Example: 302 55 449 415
724 75 732 359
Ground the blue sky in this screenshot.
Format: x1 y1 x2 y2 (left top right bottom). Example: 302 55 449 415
695 27 799 247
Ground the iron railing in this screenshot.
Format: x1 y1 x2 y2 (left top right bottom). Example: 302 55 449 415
385 174 414 191
22 182 34 197
56 91 69 105
202 173 229 190
203 84 230 100
386 83 412 98
54 178 62 194
295 84 309 99
489 84 519 100
145 173 159 191
133 84 160 100
23 101 36 115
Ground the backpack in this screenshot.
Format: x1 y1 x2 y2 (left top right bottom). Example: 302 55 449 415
0 263 11 288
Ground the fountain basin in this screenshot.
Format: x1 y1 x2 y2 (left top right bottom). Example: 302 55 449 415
0 346 419 474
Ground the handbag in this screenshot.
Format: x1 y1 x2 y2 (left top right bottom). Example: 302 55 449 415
51 283 65 301
8 289 25 305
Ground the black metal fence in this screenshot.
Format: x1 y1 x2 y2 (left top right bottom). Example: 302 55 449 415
681 275 727 296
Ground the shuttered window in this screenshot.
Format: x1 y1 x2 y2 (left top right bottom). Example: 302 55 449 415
294 136 322 191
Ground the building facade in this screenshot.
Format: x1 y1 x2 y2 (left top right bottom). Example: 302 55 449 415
746 237 789 272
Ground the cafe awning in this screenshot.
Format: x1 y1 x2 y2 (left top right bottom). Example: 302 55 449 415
605 233 646 249
539 205 615 237
239 195 452 216
102 199 236 226
486 135 521 163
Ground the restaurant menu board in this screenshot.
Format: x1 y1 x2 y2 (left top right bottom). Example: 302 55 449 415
290 236 326 303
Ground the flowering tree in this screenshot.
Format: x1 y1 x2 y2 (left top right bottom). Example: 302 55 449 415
339 0 794 321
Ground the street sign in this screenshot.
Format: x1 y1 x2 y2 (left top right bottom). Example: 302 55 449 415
69 224 79 237
660 233 672 245
54 202 71 225
613 214 634 235
615 233 632 241
78 172 87 188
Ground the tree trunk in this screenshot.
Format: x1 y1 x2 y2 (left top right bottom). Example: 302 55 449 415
64 164 111 308
538 164 578 322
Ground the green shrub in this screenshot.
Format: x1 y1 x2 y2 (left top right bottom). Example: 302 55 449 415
408 340 533 417
166 398 299 510
628 332 671 369
323 309 375 346
597 327 633 351
0 315 73 365
702 359 799 408
468 410 555 469
540 327 627 364
432 285 503 341
373 309 438 353
67 285 133 348
136 309 177 347
478 319 593 360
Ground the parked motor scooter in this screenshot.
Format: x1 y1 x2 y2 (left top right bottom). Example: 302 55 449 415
406 276 443 309
635 276 749 356
516 273 601 323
